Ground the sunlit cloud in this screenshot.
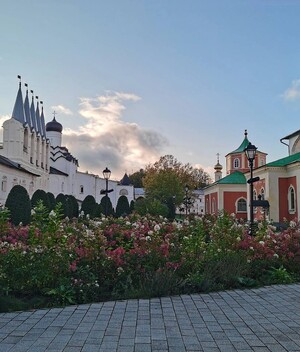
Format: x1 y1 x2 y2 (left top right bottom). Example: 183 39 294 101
281 79 300 101
51 104 73 115
63 92 168 179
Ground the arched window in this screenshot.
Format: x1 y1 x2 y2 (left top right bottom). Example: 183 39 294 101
12 178 18 186
29 181 34 194
1 176 7 192
289 186 296 213
119 189 128 196
236 198 247 212
61 182 64 192
260 188 265 200
233 158 240 169
80 185 84 194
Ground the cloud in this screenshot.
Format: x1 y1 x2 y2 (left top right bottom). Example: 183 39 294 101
51 104 73 115
194 163 215 180
63 92 168 179
281 79 300 101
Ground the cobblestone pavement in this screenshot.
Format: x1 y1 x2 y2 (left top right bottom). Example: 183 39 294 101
0 284 300 352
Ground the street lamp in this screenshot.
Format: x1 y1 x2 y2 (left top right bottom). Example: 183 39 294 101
103 167 111 217
244 142 257 235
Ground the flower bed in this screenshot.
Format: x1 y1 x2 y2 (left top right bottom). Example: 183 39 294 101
0 204 299 311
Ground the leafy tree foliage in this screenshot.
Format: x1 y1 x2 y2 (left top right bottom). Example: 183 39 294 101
100 195 113 217
31 189 50 210
55 193 69 218
5 185 31 225
134 198 168 217
116 196 130 217
81 195 96 218
143 155 211 207
130 200 135 213
128 169 145 188
67 195 79 218
47 192 56 210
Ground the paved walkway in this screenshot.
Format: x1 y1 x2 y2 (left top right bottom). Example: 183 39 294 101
0 284 300 352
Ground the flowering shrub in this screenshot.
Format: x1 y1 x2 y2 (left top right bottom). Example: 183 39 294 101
0 208 299 311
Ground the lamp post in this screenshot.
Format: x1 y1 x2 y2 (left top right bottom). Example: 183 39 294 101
244 142 257 235
102 167 111 217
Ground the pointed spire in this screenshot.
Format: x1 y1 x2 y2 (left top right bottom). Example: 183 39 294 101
12 75 26 124
23 83 34 129
40 101 47 137
30 91 38 132
35 96 43 136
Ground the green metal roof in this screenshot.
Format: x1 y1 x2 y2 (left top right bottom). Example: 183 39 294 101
265 152 300 167
228 135 249 155
217 171 247 184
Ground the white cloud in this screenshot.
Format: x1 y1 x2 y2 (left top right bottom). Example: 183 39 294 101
281 79 300 101
51 104 73 115
63 92 168 179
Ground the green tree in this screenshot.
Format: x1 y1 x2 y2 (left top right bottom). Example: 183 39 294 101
31 189 50 210
81 195 96 218
134 198 168 217
55 193 69 218
116 196 130 217
47 192 56 210
5 185 31 225
129 169 145 188
143 155 211 207
100 195 113 217
130 200 135 213
67 195 79 218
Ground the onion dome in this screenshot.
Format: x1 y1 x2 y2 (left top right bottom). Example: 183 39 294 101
214 153 223 171
46 116 63 133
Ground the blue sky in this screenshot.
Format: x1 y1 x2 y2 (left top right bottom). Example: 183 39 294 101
1 0 300 179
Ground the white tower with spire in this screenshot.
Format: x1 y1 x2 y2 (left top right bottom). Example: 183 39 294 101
214 153 223 182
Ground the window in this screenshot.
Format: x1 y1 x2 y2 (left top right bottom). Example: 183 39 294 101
288 186 296 213
61 182 64 192
80 185 84 194
12 178 18 186
1 176 7 192
29 181 34 193
260 188 265 200
233 158 240 169
237 198 247 212
119 189 128 196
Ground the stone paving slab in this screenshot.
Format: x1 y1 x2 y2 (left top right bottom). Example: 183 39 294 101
0 284 300 351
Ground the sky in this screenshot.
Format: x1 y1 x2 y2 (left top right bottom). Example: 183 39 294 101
1 0 300 180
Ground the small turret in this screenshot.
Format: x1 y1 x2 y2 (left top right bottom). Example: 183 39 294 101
46 112 63 147
214 153 223 182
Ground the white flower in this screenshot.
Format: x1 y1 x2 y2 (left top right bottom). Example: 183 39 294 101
154 224 160 232
31 209 35 215
126 221 131 225
259 241 264 245
290 221 297 228
117 267 124 273
148 230 153 236
273 253 279 258
236 237 241 242
146 236 151 241
49 210 56 217
217 248 221 253
250 246 254 251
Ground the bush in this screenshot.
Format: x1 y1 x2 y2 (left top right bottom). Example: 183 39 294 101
5 185 31 225
134 198 168 217
31 189 50 210
47 192 56 210
116 196 130 217
55 193 69 217
81 195 96 218
100 195 113 217
67 195 79 218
